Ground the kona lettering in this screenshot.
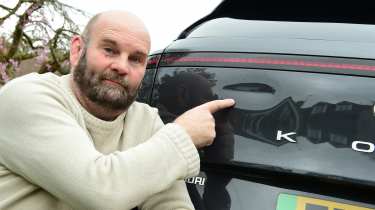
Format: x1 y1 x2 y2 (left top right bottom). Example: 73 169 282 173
275 132 375 154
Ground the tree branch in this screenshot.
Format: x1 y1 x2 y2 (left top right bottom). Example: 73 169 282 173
0 4 12 11
22 33 36 49
1 0 85 81
0 1 24 25
6 1 43 58
47 27 68 74
13 52 38 60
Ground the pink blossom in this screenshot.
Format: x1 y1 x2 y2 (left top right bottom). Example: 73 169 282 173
0 37 4 51
35 48 49 65
46 63 52 71
62 60 70 67
9 59 20 72
26 8 33 16
26 4 39 16
0 63 9 83
0 63 6 71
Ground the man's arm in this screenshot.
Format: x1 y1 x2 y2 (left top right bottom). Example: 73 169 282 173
0 77 199 210
139 116 195 210
138 97 236 210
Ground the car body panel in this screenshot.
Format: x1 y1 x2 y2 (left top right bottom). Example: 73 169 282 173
139 1 375 209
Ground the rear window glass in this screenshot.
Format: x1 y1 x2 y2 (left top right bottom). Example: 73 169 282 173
151 64 375 185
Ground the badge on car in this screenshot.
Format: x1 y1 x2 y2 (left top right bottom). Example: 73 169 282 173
276 193 373 210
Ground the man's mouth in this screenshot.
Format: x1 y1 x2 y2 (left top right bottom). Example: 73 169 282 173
103 79 125 88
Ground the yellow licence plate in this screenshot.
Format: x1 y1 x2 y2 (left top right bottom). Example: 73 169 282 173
276 193 373 210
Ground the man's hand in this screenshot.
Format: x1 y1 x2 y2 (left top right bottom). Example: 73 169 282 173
174 99 235 148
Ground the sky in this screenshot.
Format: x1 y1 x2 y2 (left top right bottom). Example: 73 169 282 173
59 0 222 52
0 0 222 52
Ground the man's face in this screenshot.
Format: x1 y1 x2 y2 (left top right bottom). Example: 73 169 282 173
73 50 138 110
72 18 150 111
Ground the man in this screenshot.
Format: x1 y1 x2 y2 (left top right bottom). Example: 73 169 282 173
0 10 235 210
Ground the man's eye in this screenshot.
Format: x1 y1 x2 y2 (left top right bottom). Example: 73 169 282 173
130 56 144 64
104 47 115 55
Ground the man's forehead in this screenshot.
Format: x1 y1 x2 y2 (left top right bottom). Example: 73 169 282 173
97 31 150 54
90 14 150 53
93 12 149 38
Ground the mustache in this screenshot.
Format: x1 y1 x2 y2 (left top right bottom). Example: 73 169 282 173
99 72 128 87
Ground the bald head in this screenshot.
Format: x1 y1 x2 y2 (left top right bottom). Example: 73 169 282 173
69 10 152 118
81 10 150 47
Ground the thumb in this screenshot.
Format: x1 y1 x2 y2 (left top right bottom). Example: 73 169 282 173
199 99 235 113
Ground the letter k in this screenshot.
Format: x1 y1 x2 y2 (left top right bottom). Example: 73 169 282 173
276 130 296 143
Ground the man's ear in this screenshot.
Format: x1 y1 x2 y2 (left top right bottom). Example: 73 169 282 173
69 35 84 68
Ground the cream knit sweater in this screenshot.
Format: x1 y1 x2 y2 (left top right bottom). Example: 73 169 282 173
0 73 200 210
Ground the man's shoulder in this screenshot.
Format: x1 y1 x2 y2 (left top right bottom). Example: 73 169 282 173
0 73 62 95
0 73 70 110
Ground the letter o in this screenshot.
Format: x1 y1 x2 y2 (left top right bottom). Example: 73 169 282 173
352 141 375 153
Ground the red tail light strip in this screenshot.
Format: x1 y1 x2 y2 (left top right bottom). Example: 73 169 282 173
146 55 161 69
147 58 159 65
162 56 375 72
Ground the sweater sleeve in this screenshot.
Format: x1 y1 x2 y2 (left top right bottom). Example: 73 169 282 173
0 77 199 210
139 115 197 210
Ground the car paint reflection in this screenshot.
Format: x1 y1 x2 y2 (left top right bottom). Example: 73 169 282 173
151 67 375 210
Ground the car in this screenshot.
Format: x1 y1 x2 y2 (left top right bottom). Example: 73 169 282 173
137 0 375 209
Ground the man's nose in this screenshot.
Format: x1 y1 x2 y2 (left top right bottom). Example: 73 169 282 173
110 57 130 75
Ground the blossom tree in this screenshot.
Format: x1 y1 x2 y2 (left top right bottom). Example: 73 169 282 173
0 0 88 85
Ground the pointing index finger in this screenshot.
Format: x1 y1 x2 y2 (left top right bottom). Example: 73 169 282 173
201 99 235 113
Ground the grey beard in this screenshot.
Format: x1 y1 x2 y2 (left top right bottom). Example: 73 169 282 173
73 51 138 111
